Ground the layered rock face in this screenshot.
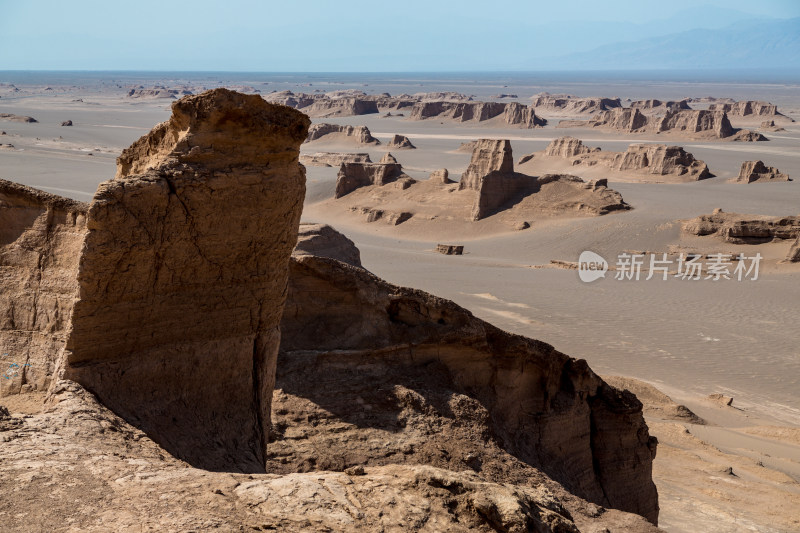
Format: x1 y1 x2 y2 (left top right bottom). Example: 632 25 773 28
630 99 691 112
1 89 310 472
458 139 515 192
299 152 371 167
0 181 88 397
613 144 712 179
303 97 379 118
734 160 791 183
305 123 379 145
708 100 783 118
530 93 622 114
684 211 800 249
562 108 648 132
410 101 546 128
544 136 596 158
335 153 408 198
278 231 659 524
652 110 734 138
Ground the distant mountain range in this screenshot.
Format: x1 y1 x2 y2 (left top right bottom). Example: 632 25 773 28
543 17 800 70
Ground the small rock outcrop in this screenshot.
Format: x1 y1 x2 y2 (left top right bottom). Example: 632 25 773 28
387 134 416 149
683 211 800 246
299 152 371 167
335 154 408 198
0 89 310 473
306 123 380 145
614 144 712 180
293 223 362 267
429 168 453 184
734 160 791 183
729 130 768 141
436 244 463 255
0 113 38 123
760 120 786 132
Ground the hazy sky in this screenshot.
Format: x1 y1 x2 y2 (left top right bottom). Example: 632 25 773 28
1 0 799 71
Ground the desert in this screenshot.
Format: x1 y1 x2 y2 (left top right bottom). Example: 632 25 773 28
2 3 800 532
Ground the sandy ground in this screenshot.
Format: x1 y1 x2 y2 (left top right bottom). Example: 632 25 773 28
2 75 799 532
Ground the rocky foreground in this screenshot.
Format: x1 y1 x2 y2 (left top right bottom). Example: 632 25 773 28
0 89 660 532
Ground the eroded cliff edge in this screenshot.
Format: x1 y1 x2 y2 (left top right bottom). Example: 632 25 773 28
280 226 659 524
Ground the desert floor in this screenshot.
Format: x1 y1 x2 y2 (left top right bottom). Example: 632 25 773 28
1 74 799 532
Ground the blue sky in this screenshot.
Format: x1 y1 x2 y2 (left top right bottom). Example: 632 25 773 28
1 0 798 71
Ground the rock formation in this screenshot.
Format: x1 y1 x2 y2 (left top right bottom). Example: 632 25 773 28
0 180 87 397
0 113 38 123
410 101 546 128
708 100 787 119
544 136 597 158
293 223 362 267
788 237 800 262
521 137 713 182
303 97 380 118
335 153 409 198
299 152 371 167
0 89 310 473
652 110 734 137
614 144 712 180
734 160 791 183
760 120 786 132
683 211 800 247
558 108 749 140
458 139 515 192
558 108 648 133
0 380 660 532
305 123 380 145
429 168 453 184
530 93 622 114
460 140 629 220
630 99 691 113
279 233 659 523
436 244 464 254
126 87 192 99
729 130 768 141
387 134 416 149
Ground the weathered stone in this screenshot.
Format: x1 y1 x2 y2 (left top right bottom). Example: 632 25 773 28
387 134 416 149
306 123 380 145
734 160 790 183
1 89 310 473
436 244 463 255
614 144 712 180
299 152 371 167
